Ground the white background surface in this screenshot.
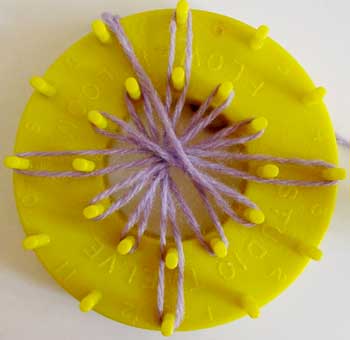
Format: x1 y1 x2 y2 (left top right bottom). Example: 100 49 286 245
0 1 349 339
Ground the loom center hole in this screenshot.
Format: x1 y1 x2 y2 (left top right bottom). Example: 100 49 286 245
107 101 246 239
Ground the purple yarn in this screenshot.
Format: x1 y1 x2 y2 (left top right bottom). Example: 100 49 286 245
16 157 152 178
13 7 343 331
189 118 252 146
191 156 337 187
180 86 218 143
125 94 150 138
143 94 159 141
167 186 185 328
157 173 170 318
90 160 161 204
168 177 210 252
17 148 139 157
182 91 234 143
165 13 177 113
136 170 164 244
171 11 193 127
187 148 336 168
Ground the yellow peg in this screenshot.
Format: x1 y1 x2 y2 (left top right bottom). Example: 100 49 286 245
80 290 102 312
246 117 268 134
263 225 323 261
176 0 189 26
171 66 185 91
302 86 326 105
117 235 136 255
92 19 111 44
244 208 265 225
165 248 179 269
257 164 279 179
321 167 346 181
240 295 260 318
23 234 50 250
213 81 234 106
250 25 269 50
83 204 105 219
4 156 31 170
296 243 323 261
161 313 175 336
30 76 56 97
210 238 227 258
125 77 141 100
72 158 96 172
88 110 108 129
